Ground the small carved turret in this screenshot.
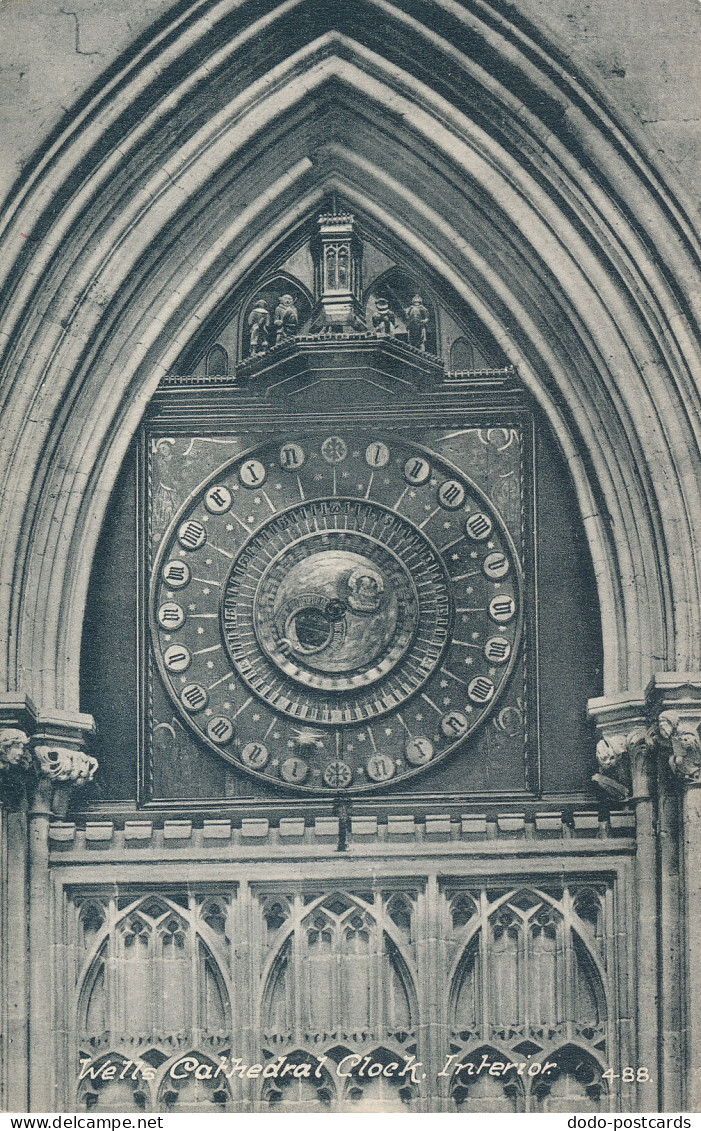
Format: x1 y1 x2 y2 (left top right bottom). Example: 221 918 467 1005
310 210 365 333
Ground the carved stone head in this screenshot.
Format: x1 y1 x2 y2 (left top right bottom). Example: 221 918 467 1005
678 729 701 752
0 728 32 771
595 735 625 770
33 745 98 785
658 710 680 740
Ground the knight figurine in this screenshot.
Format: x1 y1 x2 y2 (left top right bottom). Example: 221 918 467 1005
371 297 396 337
274 294 299 345
405 293 429 351
248 298 271 355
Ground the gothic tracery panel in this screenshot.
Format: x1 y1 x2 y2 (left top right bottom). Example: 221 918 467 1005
65 876 618 1112
261 891 418 1056
74 891 233 1066
446 884 610 1113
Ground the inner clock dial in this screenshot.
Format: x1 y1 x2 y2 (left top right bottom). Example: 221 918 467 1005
258 545 410 677
223 501 450 721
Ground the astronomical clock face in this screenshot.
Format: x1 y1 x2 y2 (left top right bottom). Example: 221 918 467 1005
150 431 522 793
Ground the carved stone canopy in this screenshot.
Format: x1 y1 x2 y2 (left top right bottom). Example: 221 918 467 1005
235 333 446 396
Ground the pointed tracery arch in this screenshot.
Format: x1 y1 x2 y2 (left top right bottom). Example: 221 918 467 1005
445 884 610 1111
260 891 418 1055
75 892 233 1066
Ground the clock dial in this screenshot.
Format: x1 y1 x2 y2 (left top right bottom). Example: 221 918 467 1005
151 431 522 792
223 500 450 719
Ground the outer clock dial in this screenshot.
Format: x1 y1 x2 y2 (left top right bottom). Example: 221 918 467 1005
151 431 522 792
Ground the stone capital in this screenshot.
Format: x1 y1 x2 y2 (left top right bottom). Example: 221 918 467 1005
587 690 649 800
646 674 701 790
588 676 701 796
0 697 97 813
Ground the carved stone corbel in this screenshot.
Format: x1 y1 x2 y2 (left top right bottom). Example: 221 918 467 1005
33 744 98 786
587 684 701 802
588 692 653 802
0 731 99 814
590 707 701 799
592 732 631 799
31 744 99 817
593 719 670 800
645 675 701 792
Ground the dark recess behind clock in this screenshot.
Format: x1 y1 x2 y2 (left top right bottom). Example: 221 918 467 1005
535 426 602 794
80 421 602 805
80 451 139 800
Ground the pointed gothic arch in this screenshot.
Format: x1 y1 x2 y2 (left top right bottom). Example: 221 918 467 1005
74 891 233 1075
260 890 418 1053
447 885 609 1070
